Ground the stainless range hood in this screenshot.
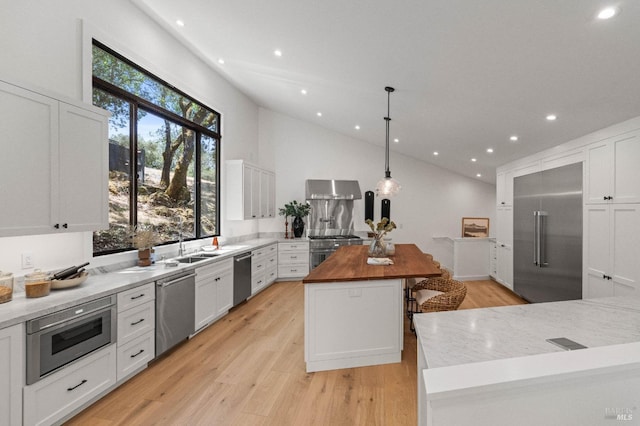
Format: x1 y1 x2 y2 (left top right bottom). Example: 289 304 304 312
305 179 362 200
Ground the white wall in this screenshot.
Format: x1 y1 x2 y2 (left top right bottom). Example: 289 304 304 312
0 0 260 272
258 109 496 261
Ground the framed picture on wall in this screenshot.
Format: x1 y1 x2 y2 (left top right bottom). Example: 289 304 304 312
461 217 489 238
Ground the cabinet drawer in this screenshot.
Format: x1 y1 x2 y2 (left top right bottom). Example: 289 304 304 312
117 331 154 382
252 273 266 294
117 301 154 345
23 345 116 426
252 259 267 275
278 241 309 252
278 264 309 278
265 253 278 268
279 252 308 264
117 283 154 312
266 266 278 285
196 258 233 280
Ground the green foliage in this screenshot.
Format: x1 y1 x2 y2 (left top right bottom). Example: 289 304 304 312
279 200 310 218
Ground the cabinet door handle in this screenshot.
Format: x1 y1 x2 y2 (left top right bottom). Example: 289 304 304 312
131 318 145 326
67 379 87 391
54 224 60 229
130 294 145 300
130 349 145 358
62 223 68 229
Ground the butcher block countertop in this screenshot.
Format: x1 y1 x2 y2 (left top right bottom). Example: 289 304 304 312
303 244 441 283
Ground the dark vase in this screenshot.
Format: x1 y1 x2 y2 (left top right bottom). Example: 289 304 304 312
292 216 305 238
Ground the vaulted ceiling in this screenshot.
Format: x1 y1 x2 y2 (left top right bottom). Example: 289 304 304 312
133 0 640 183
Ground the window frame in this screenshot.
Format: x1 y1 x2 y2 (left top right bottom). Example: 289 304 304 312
92 40 221 255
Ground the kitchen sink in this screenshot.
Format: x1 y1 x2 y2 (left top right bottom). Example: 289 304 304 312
176 256 210 264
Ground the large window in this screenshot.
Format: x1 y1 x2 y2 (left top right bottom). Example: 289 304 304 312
92 41 220 255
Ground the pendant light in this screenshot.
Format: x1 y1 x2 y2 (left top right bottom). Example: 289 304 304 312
375 86 401 197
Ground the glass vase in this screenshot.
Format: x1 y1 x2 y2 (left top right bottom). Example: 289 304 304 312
368 237 387 258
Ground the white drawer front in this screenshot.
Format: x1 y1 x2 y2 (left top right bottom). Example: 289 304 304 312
266 253 278 268
266 266 278 285
23 345 116 426
252 259 267 275
279 252 308 265
117 301 155 345
278 264 309 278
117 332 154 382
196 258 233 279
252 273 266 294
117 282 154 312
278 241 309 252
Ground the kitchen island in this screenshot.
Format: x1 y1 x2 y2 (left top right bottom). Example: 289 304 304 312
414 297 640 425
303 244 440 372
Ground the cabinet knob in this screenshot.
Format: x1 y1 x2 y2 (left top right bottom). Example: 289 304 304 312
54 224 60 229
62 223 68 229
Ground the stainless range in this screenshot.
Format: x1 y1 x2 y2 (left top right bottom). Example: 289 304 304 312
305 179 363 269
309 235 362 269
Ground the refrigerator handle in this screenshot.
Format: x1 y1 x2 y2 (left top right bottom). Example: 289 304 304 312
533 211 539 266
539 211 548 267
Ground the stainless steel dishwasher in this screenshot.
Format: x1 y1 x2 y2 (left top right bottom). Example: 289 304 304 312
155 270 196 357
233 252 252 306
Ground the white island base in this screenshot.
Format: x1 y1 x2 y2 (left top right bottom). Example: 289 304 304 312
304 279 403 372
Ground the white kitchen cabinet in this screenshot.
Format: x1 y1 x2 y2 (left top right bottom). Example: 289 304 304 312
117 283 155 383
278 241 310 279
23 345 116 426
195 258 234 331
0 323 23 426
251 243 278 294
0 79 109 237
495 170 514 207
226 160 275 220
489 240 498 279
585 131 640 204
494 207 513 289
584 204 640 298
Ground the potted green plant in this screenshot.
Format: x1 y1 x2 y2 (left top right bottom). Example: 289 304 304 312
279 200 311 238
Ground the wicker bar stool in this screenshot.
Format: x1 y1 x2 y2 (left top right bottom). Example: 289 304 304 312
410 277 467 332
404 253 439 318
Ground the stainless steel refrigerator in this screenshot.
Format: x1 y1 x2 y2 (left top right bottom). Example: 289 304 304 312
513 162 583 302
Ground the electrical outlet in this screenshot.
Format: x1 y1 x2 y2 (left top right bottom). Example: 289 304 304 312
22 252 33 269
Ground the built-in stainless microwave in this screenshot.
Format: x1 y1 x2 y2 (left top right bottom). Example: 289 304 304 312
26 295 116 385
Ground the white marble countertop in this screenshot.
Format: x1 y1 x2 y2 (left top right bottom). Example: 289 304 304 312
414 296 640 369
0 238 277 329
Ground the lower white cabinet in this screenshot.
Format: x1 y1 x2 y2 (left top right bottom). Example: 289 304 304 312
0 323 23 426
278 241 309 279
252 243 278 294
495 243 513 290
23 345 116 426
585 204 640 298
117 283 155 383
195 258 234 331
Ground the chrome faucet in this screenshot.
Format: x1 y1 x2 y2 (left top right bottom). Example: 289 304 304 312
178 219 185 257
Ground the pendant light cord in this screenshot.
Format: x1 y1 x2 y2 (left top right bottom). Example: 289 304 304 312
384 86 394 178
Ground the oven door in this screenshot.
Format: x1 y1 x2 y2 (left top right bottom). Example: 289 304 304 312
310 249 336 270
26 303 116 385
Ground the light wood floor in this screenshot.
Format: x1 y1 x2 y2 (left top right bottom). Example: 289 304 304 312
66 279 526 426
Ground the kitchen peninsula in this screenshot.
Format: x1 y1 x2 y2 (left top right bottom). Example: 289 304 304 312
303 244 440 372
414 297 640 425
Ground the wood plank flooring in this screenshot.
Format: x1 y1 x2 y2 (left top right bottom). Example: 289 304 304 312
66 279 526 426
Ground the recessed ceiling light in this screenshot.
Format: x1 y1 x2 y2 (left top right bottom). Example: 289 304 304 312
510 135 519 142
486 148 494 153
433 152 439 156
316 112 322 117
176 20 185 27
476 173 482 178
471 158 477 162
355 125 360 130
300 89 307 95
394 138 399 143
274 49 283 57
597 7 618 20
546 114 557 121
217 58 225 65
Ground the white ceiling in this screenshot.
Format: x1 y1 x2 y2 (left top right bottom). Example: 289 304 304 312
133 0 640 184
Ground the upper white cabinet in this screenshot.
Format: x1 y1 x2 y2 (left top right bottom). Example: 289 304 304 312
226 160 276 220
584 204 640 298
0 79 109 237
495 171 513 207
585 131 640 204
